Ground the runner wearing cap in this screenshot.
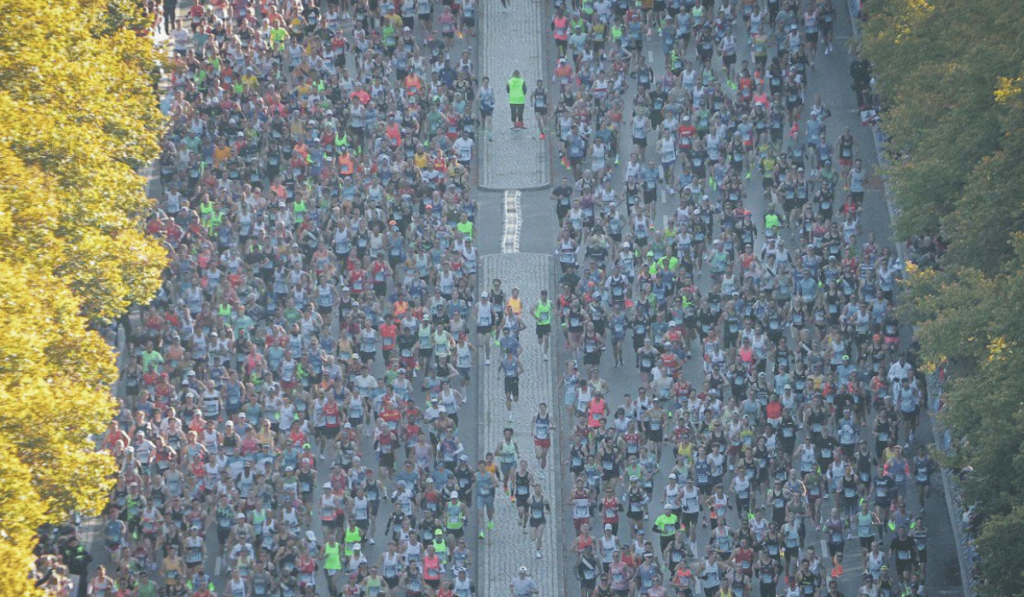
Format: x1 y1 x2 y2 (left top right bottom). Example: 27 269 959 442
653 504 680 552
445 491 469 542
510 566 539 597
453 567 476 597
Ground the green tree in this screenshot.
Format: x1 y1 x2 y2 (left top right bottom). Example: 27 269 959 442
902 238 1024 596
862 0 1024 267
977 504 1024 597
864 1 1024 594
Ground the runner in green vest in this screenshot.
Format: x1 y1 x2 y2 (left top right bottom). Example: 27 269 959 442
431 528 450 565
457 217 474 239
344 521 363 556
199 198 215 224
507 70 527 129
765 207 781 234
207 209 223 234
653 505 680 552
531 290 553 357
293 197 308 222
445 492 468 543
322 534 343 594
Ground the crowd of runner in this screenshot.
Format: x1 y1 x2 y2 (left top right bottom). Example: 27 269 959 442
29 0 941 596
39 0 498 594
540 0 936 596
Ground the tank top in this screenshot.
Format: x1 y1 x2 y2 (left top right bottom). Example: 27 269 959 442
454 577 473 597
456 343 473 368
447 502 465 528
601 535 618 562
499 440 517 465
850 167 865 192
664 484 680 509
533 88 547 109
383 552 402 578
534 414 550 440
530 496 546 521
324 543 342 570
702 562 721 587
560 240 577 264
433 330 450 356
476 302 493 325
515 471 531 497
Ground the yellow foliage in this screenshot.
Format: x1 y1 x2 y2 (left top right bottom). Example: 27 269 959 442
0 260 121 517
987 337 1012 363
0 0 167 322
995 76 1023 104
0 440 49 597
0 0 166 589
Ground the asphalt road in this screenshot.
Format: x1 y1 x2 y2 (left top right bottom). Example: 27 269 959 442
74 1 963 597
470 2 963 597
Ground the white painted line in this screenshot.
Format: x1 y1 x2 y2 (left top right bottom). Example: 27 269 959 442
660 187 667 204
502 190 522 254
648 50 654 64
662 215 669 228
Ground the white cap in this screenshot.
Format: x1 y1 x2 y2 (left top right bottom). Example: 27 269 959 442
450 491 460 499
519 566 528 573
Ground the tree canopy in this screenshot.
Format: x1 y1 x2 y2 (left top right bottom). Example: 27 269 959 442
0 0 166 592
862 0 1024 594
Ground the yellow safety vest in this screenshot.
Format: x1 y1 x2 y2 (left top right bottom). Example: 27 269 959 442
507 77 525 105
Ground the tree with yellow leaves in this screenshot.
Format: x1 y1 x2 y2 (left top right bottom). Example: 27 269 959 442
0 0 166 592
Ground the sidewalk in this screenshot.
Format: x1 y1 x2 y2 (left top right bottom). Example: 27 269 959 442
478 0 550 190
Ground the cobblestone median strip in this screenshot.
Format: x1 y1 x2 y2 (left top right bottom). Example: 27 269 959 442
502 191 522 254
479 0 550 190
478 253 561 596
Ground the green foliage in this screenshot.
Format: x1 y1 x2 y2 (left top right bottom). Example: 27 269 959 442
904 239 1024 597
865 2 1024 594
977 504 1024 597
862 0 1024 264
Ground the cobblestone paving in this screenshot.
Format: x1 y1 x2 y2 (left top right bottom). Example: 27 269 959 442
478 0 550 190
478 254 561 596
